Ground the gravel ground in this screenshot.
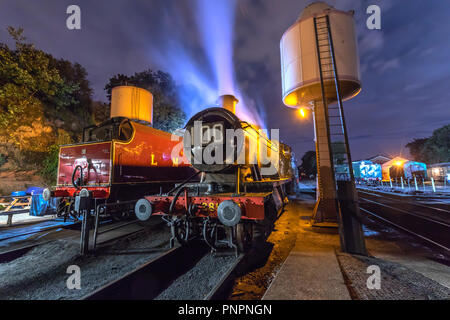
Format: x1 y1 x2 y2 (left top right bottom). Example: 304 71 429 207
0 222 171 300
337 253 450 300
156 253 237 300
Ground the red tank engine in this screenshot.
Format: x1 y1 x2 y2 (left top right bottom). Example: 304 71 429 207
43 86 195 221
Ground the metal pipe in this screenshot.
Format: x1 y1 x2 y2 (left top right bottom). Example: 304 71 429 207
92 205 102 251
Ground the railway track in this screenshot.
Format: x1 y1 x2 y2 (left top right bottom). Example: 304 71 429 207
358 190 450 253
0 220 80 243
204 253 245 300
0 242 52 263
0 219 154 264
83 241 246 300
83 242 209 299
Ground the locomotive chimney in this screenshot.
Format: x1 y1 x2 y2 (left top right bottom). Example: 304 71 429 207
217 94 239 114
110 86 153 124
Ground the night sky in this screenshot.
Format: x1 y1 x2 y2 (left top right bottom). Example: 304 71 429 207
1 0 449 162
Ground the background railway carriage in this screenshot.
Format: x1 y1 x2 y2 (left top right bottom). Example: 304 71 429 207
427 162 450 183
388 161 427 181
135 95 295 253
403 161 427 180
43 86 195 221
352 160 382 182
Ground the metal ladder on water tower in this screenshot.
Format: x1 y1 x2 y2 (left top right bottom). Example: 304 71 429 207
313 15 355 183
312 15 367 255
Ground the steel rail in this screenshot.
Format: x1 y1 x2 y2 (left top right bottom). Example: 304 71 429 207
0 241 53 263
357 186 450 201
0 221 80 242
360 207 450 253
359 195 450 252
0 220 152 264
204 253 245 300
358 190 450 214
82 242 209 300
359 197 450 227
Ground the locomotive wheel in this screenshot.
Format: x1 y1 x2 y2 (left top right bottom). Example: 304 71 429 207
235 223 252 252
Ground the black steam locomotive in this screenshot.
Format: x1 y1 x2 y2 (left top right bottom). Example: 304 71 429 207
135 98 295 253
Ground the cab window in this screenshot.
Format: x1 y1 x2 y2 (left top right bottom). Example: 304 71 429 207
83 124 114 142
119 121 133 141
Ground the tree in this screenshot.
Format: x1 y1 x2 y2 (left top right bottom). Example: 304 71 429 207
405 138 428 162
300 150 317 177
405 124 449 164
422 124 450 164
91 100 110 125
0 27 94 180
48 58 94 130
104 70 186 132
0 27 75 133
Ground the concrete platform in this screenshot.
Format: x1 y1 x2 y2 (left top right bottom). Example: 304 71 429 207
263 194 450 300
263 198 351 300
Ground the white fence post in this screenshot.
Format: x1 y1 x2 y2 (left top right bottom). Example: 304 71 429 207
431 177 436 193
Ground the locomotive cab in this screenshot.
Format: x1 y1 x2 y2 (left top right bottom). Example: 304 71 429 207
82 117 135 143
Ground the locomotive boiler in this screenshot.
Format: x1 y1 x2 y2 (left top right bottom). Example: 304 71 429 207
135 95 295 253
43 86 195 221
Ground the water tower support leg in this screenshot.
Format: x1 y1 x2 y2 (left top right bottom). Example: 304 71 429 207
311 100 339 226
337 181 367 255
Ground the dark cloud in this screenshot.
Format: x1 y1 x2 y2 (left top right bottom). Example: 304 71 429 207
0 0 449 162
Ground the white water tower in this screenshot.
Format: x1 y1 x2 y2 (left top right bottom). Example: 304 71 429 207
280 1 361 107
279 2 366 255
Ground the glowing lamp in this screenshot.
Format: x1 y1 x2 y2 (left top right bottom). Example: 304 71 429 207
298 108 306 118
285 94 298 106
395 161 403 166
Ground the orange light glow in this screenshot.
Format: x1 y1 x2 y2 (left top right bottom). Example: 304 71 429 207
395 161 403 166
284 94 297 106
298 108 306 118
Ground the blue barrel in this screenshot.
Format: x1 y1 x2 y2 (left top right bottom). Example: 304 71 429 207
11 191 27 197
25 186 44 195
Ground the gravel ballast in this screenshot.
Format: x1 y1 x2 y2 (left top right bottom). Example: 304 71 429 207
0 225 171 300
156 253 237 300
337 253 450 299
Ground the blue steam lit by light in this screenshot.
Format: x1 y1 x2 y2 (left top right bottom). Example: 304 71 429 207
195 0 236 96
195 0 266 128
148 38 217 118
148 0 266 128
